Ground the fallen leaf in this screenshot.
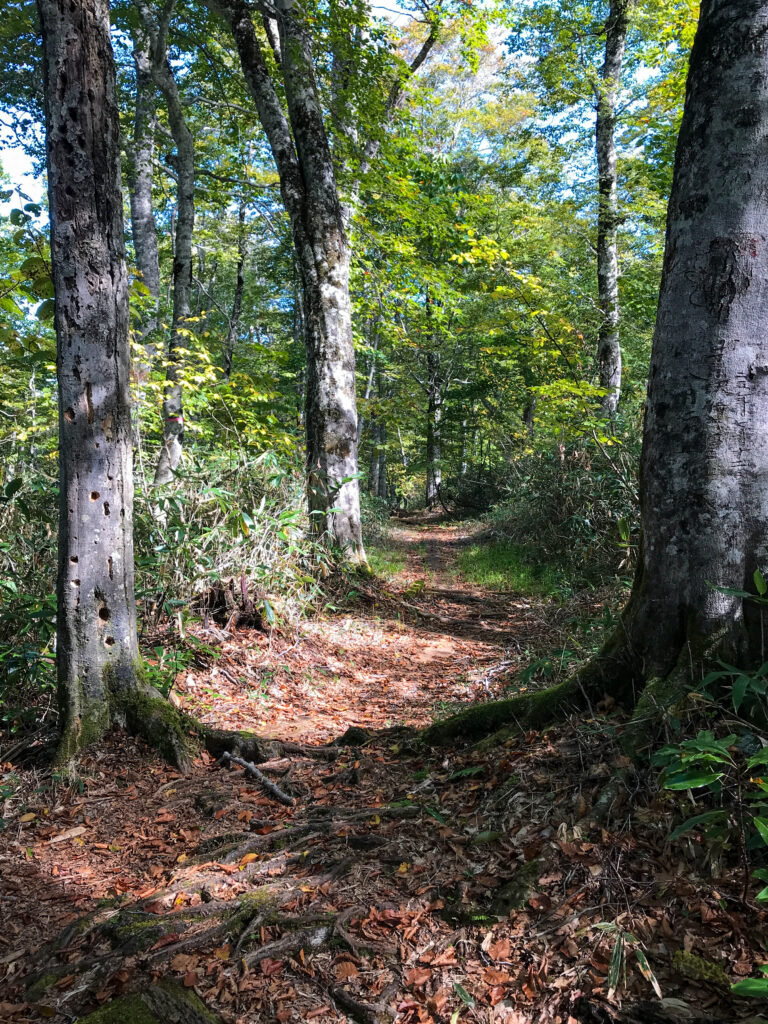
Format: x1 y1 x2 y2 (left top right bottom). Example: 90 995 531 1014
49 826 87 844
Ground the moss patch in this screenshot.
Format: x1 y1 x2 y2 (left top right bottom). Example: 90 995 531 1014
424 679 579 745
672 950 730 991
79 994 160 1024
490 859 543 916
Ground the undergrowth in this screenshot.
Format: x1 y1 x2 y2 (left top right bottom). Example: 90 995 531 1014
455 539 565 596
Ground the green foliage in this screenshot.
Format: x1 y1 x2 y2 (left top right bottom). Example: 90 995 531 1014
654 727 768 909
455 540 563 596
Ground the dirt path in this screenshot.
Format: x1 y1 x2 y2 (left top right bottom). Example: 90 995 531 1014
169 515 543 745
0 521 759 1024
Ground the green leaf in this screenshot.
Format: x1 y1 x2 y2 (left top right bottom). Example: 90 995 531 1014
453 984 475 1008
756 569 768 596
731 977 768 997
754 817 768 846
664 770 724 790
670 809 728 841
36 298 55 321
732 674 750 712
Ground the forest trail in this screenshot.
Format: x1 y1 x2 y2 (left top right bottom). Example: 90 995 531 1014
0 523 758 1024
173 514 543 745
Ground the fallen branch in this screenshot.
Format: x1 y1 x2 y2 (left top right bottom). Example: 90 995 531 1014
218 751 295 806
330 985 394 1024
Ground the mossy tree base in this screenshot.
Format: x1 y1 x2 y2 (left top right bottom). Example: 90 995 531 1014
421 624 706 753
79 980 221 1024
423 627 635 746
55 659 335 773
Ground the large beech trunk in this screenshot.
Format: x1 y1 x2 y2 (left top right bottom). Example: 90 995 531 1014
425 0 768 747
595 0 629 418
39 0 141 759
617 0 768 680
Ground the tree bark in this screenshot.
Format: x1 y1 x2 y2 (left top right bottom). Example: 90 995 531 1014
38 0 141 759
426 351 442 507
224 201 246 380
127 28 161 379
595 0 630 418
214 0 365 561
136 0 195 487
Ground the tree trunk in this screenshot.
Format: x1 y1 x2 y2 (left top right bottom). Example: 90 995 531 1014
426 352 442 507
215 0 364 561
377 421 387 500
39 0 141 759
618 0 768 680
224 201 246 380
136 0 195 487
595 0 629 418
127 29 160 379
426 0 768 746
368 420 380 494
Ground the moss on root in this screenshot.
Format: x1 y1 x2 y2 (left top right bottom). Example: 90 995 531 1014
79 994 159 1024
79 980 222 1024
119 689 197 772
423 678 580 745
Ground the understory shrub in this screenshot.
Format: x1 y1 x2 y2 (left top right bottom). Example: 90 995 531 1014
481 436 640 587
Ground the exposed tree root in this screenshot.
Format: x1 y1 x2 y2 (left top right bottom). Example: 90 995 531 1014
422 629 637 746
330 984 395 1024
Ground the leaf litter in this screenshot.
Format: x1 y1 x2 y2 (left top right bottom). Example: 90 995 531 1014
0 520 766 1023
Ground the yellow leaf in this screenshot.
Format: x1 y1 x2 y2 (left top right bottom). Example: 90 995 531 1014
215 944 231 960
19 812 36 822
398 862 410 874
240 852 259 866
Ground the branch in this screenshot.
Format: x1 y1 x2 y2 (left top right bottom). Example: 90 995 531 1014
218 751 295 805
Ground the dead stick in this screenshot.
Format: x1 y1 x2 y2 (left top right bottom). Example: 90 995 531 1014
218 751 295 806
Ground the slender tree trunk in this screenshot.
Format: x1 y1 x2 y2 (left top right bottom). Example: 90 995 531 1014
215 0 364 560
368 420 381 494
595 0 629 418
224 201 246 380
127 30 160 378
39 0 140 760
426 352 442 507
377 421 387 500
136 0 195 486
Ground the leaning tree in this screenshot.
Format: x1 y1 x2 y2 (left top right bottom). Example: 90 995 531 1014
427 0 768 743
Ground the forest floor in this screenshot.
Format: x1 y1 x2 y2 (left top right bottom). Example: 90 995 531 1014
0 515 766 1024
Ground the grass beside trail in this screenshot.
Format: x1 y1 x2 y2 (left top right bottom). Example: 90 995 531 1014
366 542 407 578
455 540 564 596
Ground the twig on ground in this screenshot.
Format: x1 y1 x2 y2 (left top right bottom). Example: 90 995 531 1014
218 751 295 806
